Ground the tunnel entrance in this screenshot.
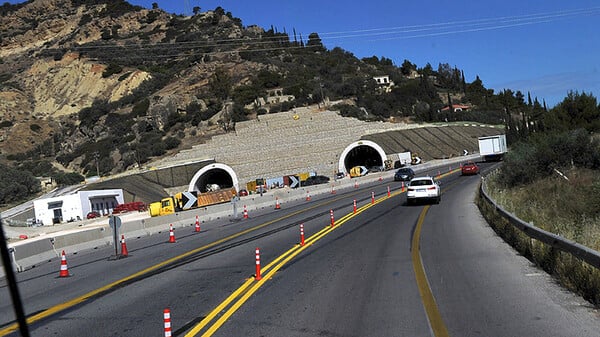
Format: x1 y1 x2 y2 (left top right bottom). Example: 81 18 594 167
338 140 387 174
188 163 239 193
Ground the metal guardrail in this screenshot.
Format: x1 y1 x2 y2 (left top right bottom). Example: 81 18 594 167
480 176 600 269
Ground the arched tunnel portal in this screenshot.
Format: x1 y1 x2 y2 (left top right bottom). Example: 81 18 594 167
338 140 387 174
188 163 239 193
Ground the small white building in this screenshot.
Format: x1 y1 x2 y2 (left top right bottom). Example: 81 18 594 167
33 189 124 225
373 75 395 93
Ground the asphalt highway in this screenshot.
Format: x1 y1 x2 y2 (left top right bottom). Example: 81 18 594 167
1 164 599 336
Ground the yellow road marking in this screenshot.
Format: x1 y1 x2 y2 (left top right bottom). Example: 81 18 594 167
412 206 451 337
187 190 392 336
2 174 451 336
0 199 340 336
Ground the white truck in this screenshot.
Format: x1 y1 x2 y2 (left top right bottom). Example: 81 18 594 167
478 134 507 161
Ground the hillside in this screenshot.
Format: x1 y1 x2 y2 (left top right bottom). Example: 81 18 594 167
0 0 543 206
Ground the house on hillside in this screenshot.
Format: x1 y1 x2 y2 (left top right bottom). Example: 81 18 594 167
373 75 394 93
248 88 296 110
440 104 470 113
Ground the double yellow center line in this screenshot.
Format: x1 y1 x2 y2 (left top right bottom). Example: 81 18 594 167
185 194 387 336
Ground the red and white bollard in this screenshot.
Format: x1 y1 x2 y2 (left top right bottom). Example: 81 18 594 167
354 180 358 188
243 205 248 219
330 209 335 227
300 224 305 246
255 248 262 280
306 190 311 201
371 192 375 204
194 215 200 232
387 186 391 197
168 224 176 243
163 308 172 337
353 199 357 214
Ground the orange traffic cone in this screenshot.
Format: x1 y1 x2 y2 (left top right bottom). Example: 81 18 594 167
354 180 358 188
168 224 176 243
59 250 69 277
275 197 281 210
120 235 129 257
194 215 200 232
330 185 336 194
306 191 311 201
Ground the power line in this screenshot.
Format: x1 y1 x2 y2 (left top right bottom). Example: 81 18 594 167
41 6 600 60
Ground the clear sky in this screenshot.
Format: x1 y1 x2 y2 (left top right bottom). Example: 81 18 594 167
9 1 600 107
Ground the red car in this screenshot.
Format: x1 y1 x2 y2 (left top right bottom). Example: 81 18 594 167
87 211 101 219
461 161 479 175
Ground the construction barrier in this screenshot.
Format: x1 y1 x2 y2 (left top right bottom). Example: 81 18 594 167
168 224 176 243
59 250 69 277
194 215 201 232
120 235 128 257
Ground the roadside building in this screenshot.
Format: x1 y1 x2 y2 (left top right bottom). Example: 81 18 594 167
33 189 124 225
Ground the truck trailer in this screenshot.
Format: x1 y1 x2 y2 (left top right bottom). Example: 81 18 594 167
478 134 507 161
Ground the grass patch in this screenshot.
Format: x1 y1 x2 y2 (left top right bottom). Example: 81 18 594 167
479 168 600 306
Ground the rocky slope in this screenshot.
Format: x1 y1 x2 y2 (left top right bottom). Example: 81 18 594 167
0 0 264 163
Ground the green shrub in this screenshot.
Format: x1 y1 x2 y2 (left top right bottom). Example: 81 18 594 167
497 129 600 187
118 72 132 81
163 136 181 150
0 73 12 83
79 13 92 26
0 120 13 128
52 172 84 186
131 98 150 117
102 63 122 78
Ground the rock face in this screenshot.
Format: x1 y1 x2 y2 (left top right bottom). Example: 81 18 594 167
22 53 150 117
0 0 255 161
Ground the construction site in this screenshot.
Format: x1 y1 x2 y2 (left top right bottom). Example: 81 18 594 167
83 107 503 204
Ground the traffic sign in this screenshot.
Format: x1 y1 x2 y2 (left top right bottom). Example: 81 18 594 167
288 175 300 188
360 166 369 176
181 191 198 209
109 215 121 229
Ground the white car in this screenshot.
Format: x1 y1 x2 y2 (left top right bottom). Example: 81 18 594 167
406 176 441 205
